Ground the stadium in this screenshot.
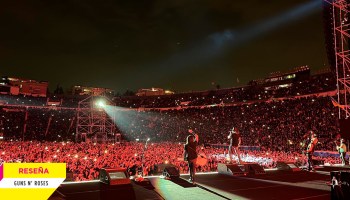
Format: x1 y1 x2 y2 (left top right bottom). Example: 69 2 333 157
0 0 350 200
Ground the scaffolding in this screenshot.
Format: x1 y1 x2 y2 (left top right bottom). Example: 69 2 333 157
76 92 116 143
326 0 350 118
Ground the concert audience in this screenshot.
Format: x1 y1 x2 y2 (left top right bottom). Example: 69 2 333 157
0 140 344 181
0 71 342 181
0 96 339 150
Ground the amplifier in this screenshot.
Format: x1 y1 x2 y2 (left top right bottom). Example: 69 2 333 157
99 168 131 185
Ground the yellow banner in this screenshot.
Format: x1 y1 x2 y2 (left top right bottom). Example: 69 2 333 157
0 189 56 200
4 163 66 178
0 163 66 200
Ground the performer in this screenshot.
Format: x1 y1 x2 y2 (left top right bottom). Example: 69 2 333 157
306 131 318 171
188 129 199 143
228 127 242 164
184 133 197 183
336 138 347 166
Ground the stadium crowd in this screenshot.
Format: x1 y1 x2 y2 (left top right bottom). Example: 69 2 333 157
0 140 344 181
1 96 339 151
113 96 339 153
0 71 345 181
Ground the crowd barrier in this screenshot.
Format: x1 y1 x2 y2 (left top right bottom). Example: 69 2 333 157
207 144 260 151
208 145 349 159
314 150 349 159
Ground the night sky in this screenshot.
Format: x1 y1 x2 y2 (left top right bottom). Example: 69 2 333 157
0 0 328 93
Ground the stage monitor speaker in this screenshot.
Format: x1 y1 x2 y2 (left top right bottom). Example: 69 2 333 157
339 119 350 140
153 164 176 175
330 171 350 200
163 166 180 178
276 162 301 172
217 163 245 176
243 163 266 175
99 168 131 185
312 159 324 166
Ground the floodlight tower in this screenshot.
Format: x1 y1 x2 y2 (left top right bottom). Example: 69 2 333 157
325 0 350 118
76 88 116 142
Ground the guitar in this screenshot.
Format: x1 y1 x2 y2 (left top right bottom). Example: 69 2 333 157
306 137 318 153
195 153 208 167
178 153 208 166
335 141 345 153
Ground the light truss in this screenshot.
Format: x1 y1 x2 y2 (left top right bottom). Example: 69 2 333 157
326 0 350 118
76 93 116 142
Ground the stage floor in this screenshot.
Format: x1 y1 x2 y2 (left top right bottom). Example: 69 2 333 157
179 171 330 200
50 167 338 200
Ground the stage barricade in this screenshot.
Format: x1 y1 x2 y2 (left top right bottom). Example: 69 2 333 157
314 151 349 159
208 144 260 151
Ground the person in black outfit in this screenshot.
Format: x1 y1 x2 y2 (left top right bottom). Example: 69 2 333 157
228 127 242 164
306 131 318 171
188 129 199 143
184 134 197 183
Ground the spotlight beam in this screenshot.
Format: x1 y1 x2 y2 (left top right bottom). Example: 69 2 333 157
160 0 322 71
120 0 322 86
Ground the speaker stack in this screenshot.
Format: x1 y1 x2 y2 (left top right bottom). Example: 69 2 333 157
218 163 266 176
162 166 180 178
243 163 266 175
99 168 131 185
217 163 245 176
276 162 301 172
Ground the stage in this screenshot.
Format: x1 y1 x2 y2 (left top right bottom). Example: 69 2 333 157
49 166 345 200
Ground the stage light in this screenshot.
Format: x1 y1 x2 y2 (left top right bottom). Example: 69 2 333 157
95 99 106 108
147 138 150 141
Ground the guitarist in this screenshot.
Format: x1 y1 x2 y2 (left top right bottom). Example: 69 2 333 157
188 129 199 143
306 131 318 171
184 133 197 183
336 139 347 166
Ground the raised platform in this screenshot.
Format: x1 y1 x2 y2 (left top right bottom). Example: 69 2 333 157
49 165 350 200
